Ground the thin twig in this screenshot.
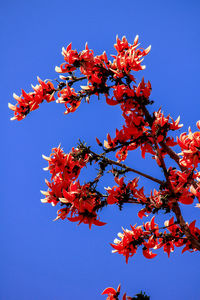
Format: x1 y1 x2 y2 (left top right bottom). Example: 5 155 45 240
89 149 164 185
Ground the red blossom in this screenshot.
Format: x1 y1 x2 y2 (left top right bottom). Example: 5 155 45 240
8 77 55 120
105 177 139 205
111 35 151 77
57 84 81 114
110 223 157 263
102 284 121 300
151 109 182 143
168 168 195 205
178 123 200 168
41 145 107 228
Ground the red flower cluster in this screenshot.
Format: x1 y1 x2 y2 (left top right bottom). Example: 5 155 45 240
55 36 151 88
9 35 200 266
105 177 139 205
151 109 183 143
8 77 55 120
104 82 153 161
58 182 106 228
111 216 199 262
178 122 200 168
111 217 158 262
41 145 106 228
135 168 200 218
111 35 151 76
9 36 152 121
103 85 182 163
56 42 109 87
56 84 81 114
136 167 199 213
42 145 87 180
105 175 178 218
167 168 196 205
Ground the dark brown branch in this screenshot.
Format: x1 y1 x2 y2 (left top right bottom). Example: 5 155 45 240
159 141 186 171
89 150 164 185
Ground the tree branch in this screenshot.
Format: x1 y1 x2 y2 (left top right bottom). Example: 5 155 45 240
88 149 164 185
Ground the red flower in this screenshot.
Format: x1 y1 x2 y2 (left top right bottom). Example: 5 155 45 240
105 177 139 205
41 145 107 228
55 43 79 73
62 182 106 229
111 35 151 77
178 124 200 168
102 284 121 300
57 84 81 114
9 77 55 120
41 175 68 206
143 248 157 259
111 225 148 263
168 168 195 205
135 78 151 98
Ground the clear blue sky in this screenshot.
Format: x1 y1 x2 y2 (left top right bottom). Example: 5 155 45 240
2 0 200 299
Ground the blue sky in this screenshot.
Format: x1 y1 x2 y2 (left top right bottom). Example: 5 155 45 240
1 0 200 299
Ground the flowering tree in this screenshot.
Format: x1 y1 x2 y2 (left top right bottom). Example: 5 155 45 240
9 35 200 299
